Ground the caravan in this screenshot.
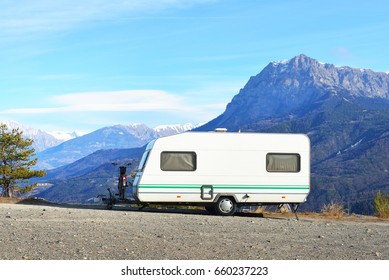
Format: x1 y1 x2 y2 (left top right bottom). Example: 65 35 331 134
129 130 310 216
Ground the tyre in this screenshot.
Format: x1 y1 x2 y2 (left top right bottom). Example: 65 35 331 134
214 197 236 216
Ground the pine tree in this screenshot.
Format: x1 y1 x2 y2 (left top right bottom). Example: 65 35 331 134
0 123 46 198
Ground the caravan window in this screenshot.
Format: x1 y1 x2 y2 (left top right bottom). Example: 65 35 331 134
266 153 300 172
161 152 197 171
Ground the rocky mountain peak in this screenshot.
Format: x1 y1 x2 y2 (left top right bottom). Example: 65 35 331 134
280 53 317 69
266 54 389 99
199 54 389 131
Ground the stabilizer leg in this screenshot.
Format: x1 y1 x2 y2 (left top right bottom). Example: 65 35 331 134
106 188 116 210
291 203 300 220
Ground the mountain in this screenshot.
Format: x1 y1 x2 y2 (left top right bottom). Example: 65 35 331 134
154 123 196 137
199 54 388 131
34 124 195 202
36 123 196 169
35 147 144 203
47 130 84 141
197 54 389 213
42 146 144 181
1 120 64 152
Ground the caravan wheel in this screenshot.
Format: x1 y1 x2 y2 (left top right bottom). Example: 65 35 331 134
215 197 236 216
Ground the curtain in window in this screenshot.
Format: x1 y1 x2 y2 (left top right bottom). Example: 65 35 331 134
266 154 300 172
161 152 196 171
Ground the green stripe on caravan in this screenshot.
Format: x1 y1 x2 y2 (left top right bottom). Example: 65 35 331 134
139 184 310 190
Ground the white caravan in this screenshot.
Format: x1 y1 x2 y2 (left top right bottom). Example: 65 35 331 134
130 130 310 216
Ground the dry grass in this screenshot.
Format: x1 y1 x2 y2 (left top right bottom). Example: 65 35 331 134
321 201 345 218
0 197 23 204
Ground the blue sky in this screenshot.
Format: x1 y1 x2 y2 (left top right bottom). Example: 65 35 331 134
1 0 389 133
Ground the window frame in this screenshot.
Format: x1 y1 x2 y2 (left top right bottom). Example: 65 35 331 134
160 151 197 172
266 153 301 173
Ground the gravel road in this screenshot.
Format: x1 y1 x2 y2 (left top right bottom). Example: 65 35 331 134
1 202 388 260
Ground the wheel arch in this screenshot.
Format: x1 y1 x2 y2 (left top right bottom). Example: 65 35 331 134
212 193 239 204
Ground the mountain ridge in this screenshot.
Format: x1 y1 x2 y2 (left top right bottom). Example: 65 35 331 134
198 54 389 132
36 123 197 169
0 120 64 152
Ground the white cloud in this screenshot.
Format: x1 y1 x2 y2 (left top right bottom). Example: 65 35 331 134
56 90 188 112
0 86 231 131
0 0 213 37
1 89 226 116
3 90 184 114
0 88 230 131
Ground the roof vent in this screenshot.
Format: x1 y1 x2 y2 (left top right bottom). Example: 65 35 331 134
214 128 227 132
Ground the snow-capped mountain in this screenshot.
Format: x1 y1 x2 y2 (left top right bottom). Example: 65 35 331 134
1 120 196 158
153 123 196 137
1 120 64 152
36 123 197 169
47 131 84 141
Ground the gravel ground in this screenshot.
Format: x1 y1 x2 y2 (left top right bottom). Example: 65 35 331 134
1 202 388 260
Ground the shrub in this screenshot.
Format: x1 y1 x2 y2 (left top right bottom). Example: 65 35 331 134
321 201 345 218
374 191 389 219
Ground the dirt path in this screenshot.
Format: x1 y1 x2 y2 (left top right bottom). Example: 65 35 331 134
1 202 388 260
